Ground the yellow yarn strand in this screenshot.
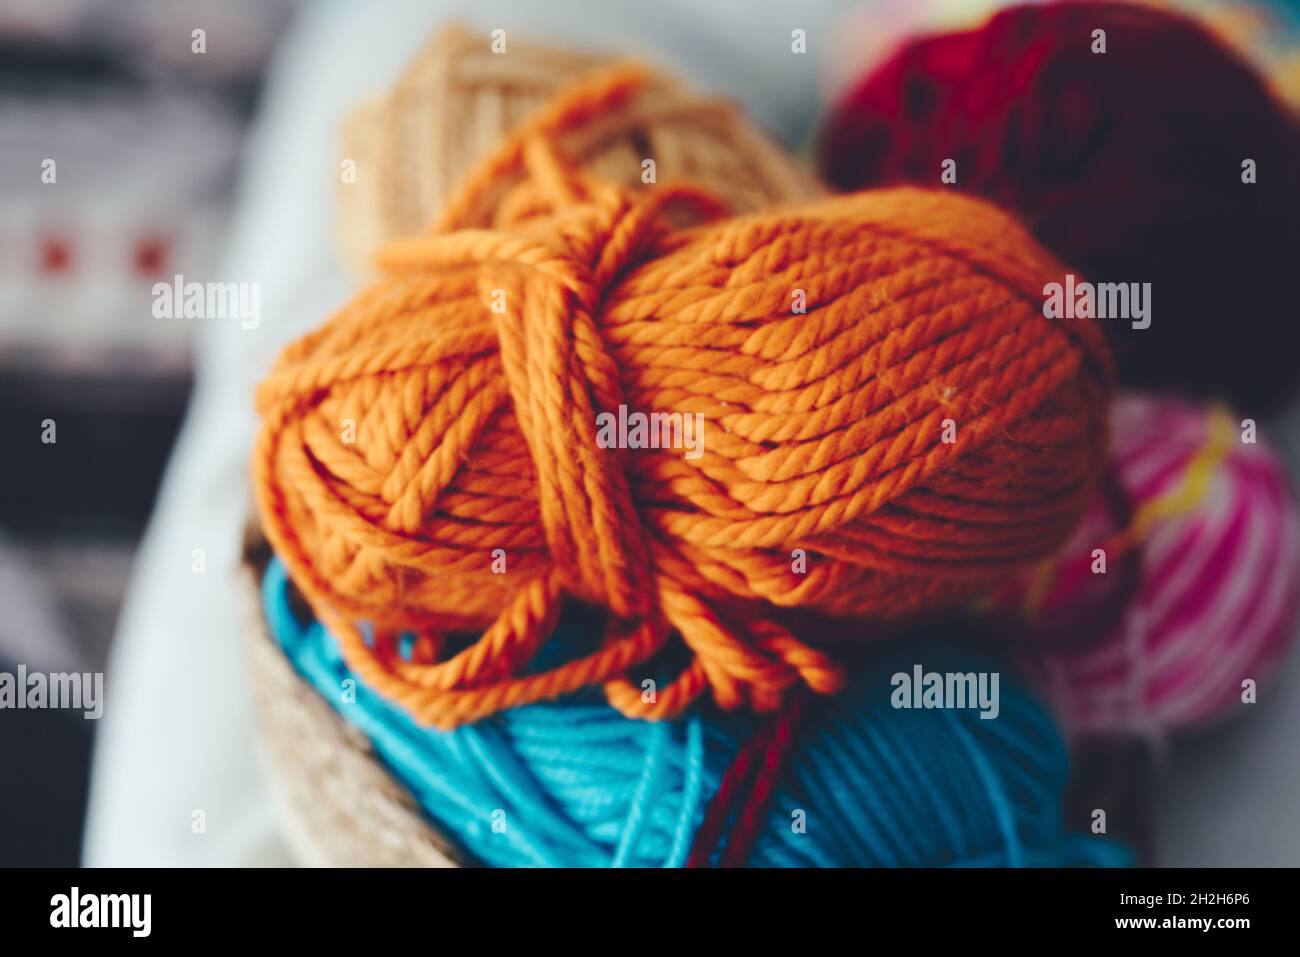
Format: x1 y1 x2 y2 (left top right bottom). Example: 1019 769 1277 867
1019 404 1235 619
1106 404 1235 553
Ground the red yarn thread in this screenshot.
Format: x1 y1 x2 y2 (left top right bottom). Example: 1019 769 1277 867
687 693 809 867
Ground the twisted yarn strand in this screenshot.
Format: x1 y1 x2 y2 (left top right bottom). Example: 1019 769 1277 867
255 65 1112 728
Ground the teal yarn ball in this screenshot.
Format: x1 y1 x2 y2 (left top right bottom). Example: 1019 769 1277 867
263 558 1129 867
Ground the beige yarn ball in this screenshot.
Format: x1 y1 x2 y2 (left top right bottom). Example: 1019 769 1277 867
333 23 823 274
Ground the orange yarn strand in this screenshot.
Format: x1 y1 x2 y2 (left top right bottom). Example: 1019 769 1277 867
254 66 1112 729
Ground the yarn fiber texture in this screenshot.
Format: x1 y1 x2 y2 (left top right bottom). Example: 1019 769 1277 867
989 395 1300 736
263 557 1130 868
336 24 824 276
818 0 1300 412
254 63 1113 729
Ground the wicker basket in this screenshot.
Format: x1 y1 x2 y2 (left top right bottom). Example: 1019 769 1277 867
241 529 466 867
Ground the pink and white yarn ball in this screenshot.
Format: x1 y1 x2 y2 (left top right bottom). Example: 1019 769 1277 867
989 394 1300 737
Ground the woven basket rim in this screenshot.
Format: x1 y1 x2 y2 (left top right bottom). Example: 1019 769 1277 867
242 522 468 868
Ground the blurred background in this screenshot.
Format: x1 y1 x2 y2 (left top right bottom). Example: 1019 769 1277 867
2 0 1299 868
0 0 292 865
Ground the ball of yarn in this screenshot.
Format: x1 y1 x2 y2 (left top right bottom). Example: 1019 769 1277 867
336 24 824 275
989 395 1300 736
263 557 1130 868
255 62 1113 728
818 1 1300 412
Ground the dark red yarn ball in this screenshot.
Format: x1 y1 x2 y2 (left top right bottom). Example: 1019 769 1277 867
818 1 1300 413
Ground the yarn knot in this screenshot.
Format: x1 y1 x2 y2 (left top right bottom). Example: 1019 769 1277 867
464 151 668 617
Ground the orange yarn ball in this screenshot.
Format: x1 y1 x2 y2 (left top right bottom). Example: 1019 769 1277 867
253 67 1113 728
